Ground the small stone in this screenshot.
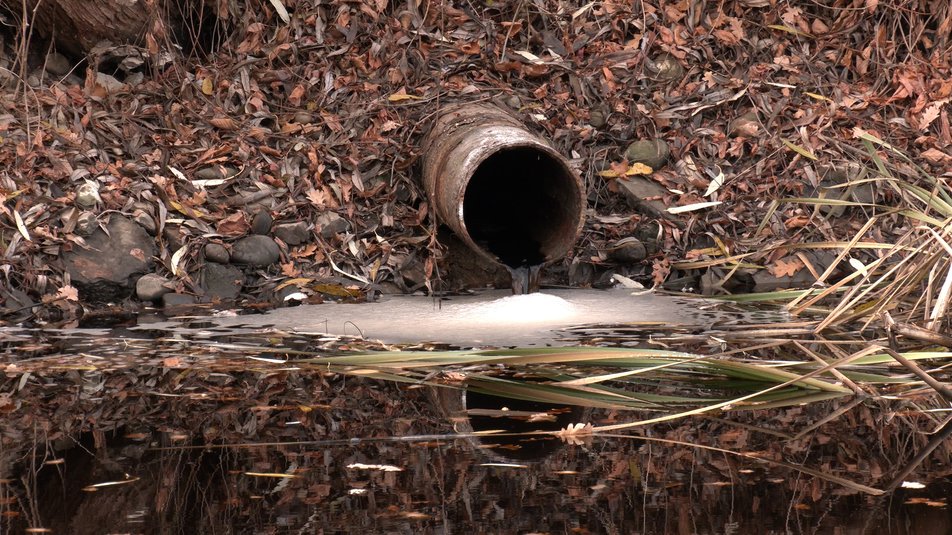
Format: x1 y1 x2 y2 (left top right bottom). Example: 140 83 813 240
202 262 243 300
729 111 761 138
815 163 867 217
273 221 310 245
125 72 144 87
606 238 647 263
194 167 224 181
614 177 670 219
45 53 73 76
134 211 157 235
275 284 305 306
251 210 273 235
624 139 670 171
231 235 281 266
136 273 172 302
647 53 685 82
75 180 101 208
505 95 521 109
315 212 350 238
752 269 816 292
162 293 197 308
95 72 126 94
569 260 596 287
204 243 230 264
163 225 186 252
75 212 99 236
293 111 314 124
634 222 662 254
589 107 608 128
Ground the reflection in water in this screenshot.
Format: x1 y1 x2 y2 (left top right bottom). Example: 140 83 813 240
1 292 951 533
6 424 952 534
2 375 951 534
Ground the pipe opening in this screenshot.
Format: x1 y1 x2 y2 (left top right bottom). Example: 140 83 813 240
463 147 582 267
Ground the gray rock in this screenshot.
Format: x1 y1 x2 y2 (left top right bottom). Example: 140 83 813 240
134 211 157 235
316 212 350 238
75 180 101 208
753 268 816 292
231 235 280 266
589 106 608 128
815 163 870 216
293 112 314 124
195 166 224 181
75 211 98 236
136 273 172 302
275 284 304 306
647 53 684 82
163 225 186 252
273 221 310 245
729 112 761 138
45 53 73 76
615 177 670 219
95 72 126 94
202 262 243 300
606 238 647 263
162 293 197 308
569 260 596 287
204 243 230 264
62 215 156 303
624 139 670 171
251 210 273 235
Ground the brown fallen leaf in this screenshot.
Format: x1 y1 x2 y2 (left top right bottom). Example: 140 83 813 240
768 257 805 277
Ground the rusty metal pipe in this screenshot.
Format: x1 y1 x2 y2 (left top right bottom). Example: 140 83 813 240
421 103 585 269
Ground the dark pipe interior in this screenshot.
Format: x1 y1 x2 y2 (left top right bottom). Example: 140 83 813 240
463 147 580 268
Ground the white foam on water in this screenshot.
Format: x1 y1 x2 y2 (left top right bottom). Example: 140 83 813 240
203 289 787 347
455 293 577 324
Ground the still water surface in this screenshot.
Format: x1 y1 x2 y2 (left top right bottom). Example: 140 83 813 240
1 290 949 533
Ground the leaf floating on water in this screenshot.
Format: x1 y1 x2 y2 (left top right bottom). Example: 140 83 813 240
347 463 403 472
479 462 528 468
900 481 926 489
556 422 594 438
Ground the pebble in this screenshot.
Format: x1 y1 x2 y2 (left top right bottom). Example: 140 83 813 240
273 221 310 245
251 210 273 235
136 273 172 302
204 243 230 263
231 235 281 266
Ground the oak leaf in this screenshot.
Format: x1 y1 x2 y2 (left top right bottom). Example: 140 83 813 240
768 257 805 277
